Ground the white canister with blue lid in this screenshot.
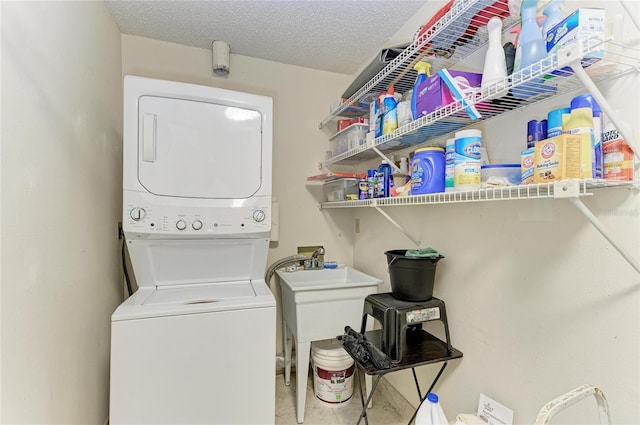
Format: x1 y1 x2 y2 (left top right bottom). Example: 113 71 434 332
454 129 482 190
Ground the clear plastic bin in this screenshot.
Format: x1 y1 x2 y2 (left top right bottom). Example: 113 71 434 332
329 124 368 157
323 178 359 202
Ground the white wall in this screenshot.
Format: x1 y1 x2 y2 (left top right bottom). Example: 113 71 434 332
120 35 353 354
1 2 123 423
350 1 640 423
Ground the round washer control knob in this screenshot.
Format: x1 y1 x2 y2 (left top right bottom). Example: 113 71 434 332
176 219 187 231
252 209 266 222
130 207 146 221
192 220 203 230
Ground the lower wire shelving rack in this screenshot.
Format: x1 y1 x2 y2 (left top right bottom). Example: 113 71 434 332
319 180 636 209
319 179 640 275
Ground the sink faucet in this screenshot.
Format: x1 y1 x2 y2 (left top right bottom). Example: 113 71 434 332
306 247 325 270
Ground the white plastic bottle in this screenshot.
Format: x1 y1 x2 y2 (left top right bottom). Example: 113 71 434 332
415 392 449 425
481 16 508 97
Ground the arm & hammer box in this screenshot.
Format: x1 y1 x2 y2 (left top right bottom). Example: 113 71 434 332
521 148 535 184
533 134 592 183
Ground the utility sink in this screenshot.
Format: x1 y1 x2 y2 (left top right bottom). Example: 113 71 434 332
276 266 381 423
277 266 382 291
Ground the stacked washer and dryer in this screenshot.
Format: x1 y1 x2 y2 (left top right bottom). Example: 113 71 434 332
110 76 276 424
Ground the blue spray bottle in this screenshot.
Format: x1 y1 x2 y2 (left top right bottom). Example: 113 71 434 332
411 61 431 120
512 0 552 99
542 0 565 38
513 0 546 74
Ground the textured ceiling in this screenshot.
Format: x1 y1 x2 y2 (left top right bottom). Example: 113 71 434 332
105 0 427 75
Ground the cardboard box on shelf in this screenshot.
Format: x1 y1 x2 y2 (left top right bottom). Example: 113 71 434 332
414 70 483 118
533 134 592 183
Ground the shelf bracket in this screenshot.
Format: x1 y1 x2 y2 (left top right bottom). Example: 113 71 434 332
568 62 640 163
372 147 403 174
373 205 421 247
568 197 640 275
552 181 640 274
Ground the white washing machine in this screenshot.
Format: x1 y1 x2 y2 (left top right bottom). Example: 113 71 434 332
110 76 275 424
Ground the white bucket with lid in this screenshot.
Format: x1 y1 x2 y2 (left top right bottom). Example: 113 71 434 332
311 339 355 407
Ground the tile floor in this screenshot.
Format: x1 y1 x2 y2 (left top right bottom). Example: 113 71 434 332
275 370 415 425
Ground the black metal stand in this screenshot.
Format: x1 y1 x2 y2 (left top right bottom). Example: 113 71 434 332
344 329 462 425
342 293 463 425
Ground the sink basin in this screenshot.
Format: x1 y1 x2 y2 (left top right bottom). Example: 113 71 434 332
277 266 382 291
276 266 381 423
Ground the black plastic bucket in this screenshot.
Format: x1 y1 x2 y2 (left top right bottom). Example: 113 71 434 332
384 250 444 302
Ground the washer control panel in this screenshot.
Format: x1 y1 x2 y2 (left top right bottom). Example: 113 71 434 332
123 202 270 236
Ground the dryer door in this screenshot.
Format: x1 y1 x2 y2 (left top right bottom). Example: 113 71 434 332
137 95 263 199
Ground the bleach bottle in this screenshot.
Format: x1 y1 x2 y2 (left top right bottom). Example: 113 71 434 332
415 392 449 425
411 61 431 120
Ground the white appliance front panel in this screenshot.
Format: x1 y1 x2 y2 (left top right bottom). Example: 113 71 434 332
126 238 270 287
138 95 262 199
110 304 276 424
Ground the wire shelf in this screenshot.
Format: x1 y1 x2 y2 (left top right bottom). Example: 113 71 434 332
321 37 640 167
319 0 519 129
319 180 637 209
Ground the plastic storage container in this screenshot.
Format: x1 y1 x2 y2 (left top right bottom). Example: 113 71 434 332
329 124 368 157
323 178 358 202
384 250 444 302
481 164 521 187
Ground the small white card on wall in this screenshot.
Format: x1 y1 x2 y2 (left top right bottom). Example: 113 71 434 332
476 393 514 425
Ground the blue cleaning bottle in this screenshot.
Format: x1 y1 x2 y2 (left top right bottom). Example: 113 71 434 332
542 0 565 38
376 160 393 198
382 84 398 135
513 0 546 74
411 61 431 120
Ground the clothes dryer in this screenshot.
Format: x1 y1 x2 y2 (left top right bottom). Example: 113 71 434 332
110 76 275 424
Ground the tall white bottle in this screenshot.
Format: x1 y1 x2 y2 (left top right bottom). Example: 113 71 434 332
481 16 508 98
415 393 449 425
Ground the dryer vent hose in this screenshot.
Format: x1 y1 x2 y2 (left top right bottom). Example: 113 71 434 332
265 255 307 289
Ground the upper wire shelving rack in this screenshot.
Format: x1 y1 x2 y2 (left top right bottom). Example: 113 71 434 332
318 0 640 168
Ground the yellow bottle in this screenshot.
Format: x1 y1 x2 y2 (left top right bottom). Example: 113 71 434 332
562 107 594 179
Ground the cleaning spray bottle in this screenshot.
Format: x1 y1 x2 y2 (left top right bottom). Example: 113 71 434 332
513 0 546 74
512 0 549 100
412 61 431 120
481 16 508 96
542 0 565 37
382 84 398 135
